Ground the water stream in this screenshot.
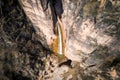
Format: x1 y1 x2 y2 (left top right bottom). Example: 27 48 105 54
57 23 63 55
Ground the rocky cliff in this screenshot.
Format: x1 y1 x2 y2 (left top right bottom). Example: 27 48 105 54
0 0 120 80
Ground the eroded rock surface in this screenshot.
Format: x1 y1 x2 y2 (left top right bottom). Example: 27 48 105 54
0 0 120 80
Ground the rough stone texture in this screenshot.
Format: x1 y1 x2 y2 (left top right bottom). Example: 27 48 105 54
0 0 120 80
0 0 50 79
18 0 56 47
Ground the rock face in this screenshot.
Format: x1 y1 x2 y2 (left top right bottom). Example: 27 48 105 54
1 0 120 80
18 0 56 47
0 0 49 79
62 0 120 67
19 0 120 64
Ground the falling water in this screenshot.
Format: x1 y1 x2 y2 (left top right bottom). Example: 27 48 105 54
57 23 63 55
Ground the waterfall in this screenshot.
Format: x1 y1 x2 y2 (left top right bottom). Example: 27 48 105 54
52 17 65 55
57 23 63 55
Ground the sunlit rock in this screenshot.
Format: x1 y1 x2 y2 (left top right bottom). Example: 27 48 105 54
16 0 120 79
19 0 120 67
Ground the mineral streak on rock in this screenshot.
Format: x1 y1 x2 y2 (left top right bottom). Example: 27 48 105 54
52 33 59 55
